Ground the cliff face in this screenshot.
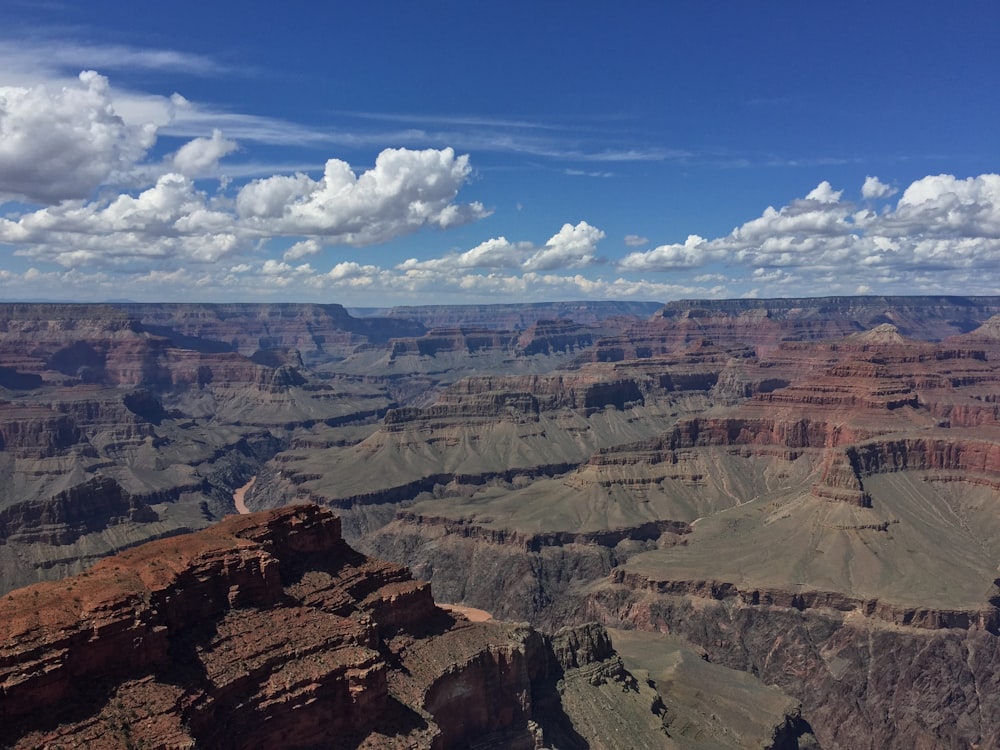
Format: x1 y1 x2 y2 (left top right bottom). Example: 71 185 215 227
586 585 1000 750
0 504 680 750
0 304 412 593
366 300 664 329
350 313 1000 748
11 298 1000 748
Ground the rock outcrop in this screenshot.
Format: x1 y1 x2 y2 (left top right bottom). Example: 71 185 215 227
0 504 681 750
362 300 664 329
11 297 1000 748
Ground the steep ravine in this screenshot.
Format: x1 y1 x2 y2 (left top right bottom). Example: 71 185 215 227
1 505 816 750
369 519 999 749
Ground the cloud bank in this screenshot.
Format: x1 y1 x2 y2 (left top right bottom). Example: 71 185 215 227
620 174 1000 293
1 66 999 304
0 71 156 203
0 70 488 270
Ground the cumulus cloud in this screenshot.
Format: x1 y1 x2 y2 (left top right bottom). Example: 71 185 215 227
170 129 238 176
398 236 529 272
236 147 488 243
283 239 322 261
456 237 530 269
804 181 842 203
862 175 896 200
523 221 605 271
1 173 239 266
890 173 1000 238
0 71 157 203
398 222 605 274
616 174 1000 286
2 60 999 309
9 166 1000 306
619 234 718 272
0 145 488 268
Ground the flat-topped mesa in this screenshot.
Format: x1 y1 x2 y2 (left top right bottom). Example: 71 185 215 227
120 302 425 356
810 450 872 506
656 295 1000 339
0 404 83 457
0 303 428 379
580 317 764 363
387 327 519 358
0 304 328 392
371 300 663 329
602 569 1000 632
0 475 158 547
517 318 596 356
664 415 868 451
847 436 1000 478
383 369 649 429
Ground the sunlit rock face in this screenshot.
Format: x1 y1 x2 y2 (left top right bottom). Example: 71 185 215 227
5 296 1000 747
0 505 696 750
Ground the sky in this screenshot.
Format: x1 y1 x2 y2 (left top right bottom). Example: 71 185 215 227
0 1 998 306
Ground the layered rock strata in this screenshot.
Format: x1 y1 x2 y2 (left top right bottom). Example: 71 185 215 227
0 504 679 750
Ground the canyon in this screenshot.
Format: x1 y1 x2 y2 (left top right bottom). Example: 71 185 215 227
3 295 1000 747
0 504 812 749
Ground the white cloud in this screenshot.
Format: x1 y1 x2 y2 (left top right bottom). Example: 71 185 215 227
0 39 228 82
399 221 609 275
889 173 1000 238
328 261 382 281
170 129 238 176
396 221 608 275
2 173 239 266
0 71 157 203
283 239 322 261
1 145 488 268
617 174 1000 286
236 147 488 243
619 234 718 271
804 181 842 203
457 237 528 269
523 221 605 271
861 175 896 200
398 236 530 272
1 55 998 308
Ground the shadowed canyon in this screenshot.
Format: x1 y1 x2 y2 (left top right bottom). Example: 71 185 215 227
5 296 1000 747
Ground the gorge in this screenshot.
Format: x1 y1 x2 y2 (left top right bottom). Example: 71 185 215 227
3 296 1000 747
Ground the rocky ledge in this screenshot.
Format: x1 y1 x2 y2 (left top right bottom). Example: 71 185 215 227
0 504 680 750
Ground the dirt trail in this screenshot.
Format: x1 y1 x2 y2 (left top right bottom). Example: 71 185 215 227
233 477 256 515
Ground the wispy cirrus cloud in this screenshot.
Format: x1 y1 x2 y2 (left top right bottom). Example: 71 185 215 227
0 32 688 168
0 37 231 82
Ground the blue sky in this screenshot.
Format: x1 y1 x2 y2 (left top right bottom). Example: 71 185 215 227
0 1 998 304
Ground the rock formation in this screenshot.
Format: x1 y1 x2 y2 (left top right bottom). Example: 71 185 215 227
0 504 694 749
8 296 1000 747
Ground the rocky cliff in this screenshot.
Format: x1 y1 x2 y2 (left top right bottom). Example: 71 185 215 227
360 300 664 329
0 504 691 750
10 297 1000 748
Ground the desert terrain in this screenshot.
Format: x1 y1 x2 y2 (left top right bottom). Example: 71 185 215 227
4 295 1000 747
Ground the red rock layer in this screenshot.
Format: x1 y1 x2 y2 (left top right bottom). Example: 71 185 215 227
0 505 627 750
